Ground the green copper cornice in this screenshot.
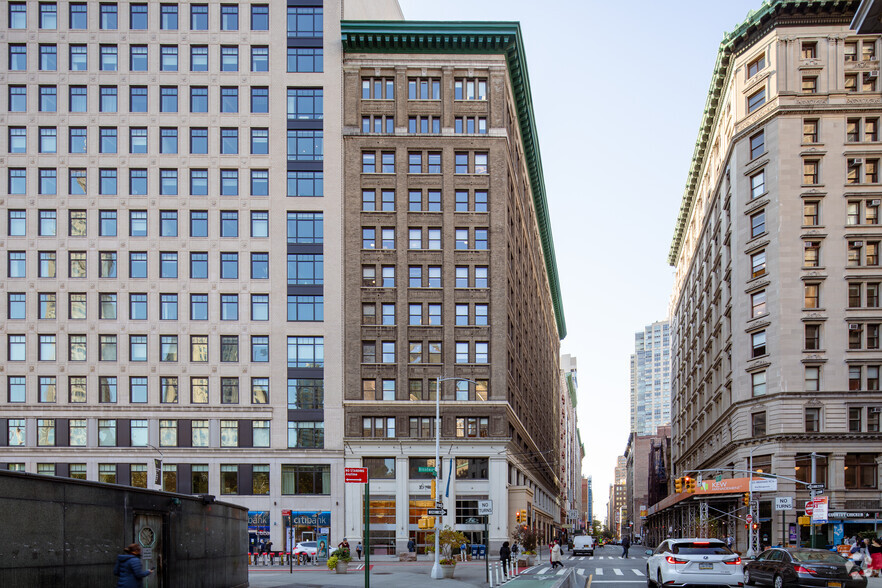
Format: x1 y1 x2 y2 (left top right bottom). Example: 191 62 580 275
668 0 859 266
342 21 566 340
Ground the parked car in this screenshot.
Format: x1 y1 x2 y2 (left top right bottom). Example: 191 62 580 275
573 535 595 556
646 538 743 587
292 541 318 562
743 548 867 588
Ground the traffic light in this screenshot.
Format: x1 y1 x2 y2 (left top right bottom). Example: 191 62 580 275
751 523 759 530
418 516 429 529
743 493 750 506
516 511 521 523
675 477 683 493
684 477 694 493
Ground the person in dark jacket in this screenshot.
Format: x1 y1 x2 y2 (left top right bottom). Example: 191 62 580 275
113 543 153 588
621 535 631 559
500 541 511 575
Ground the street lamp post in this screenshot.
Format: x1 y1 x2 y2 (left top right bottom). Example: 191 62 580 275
746 446 760 558
430 375 476 580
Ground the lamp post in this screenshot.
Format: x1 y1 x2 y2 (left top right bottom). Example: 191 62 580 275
430 375 476 580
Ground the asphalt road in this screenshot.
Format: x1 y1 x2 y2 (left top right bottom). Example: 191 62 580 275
521 544 649 587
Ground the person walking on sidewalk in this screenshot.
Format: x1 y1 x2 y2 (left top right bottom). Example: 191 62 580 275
500 541 511 576
621 535 631 559
356 542 363 560
868 537 882 578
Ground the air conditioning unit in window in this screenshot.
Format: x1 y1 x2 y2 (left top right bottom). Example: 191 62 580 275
873 56 880 62
871 200 881 206
849 323 862 330
853 241 865 247
870 407 881 413
852 158 864 165
868 71 879 78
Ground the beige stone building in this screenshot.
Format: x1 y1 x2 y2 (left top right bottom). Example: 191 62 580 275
0 0 565 555
658 0 882 547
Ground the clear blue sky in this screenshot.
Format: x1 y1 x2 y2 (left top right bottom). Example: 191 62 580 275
397 0 762 523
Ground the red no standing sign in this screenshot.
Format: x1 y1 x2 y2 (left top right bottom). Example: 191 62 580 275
345 467 368 483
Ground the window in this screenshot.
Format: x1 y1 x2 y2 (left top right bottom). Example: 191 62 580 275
8 293 26 319
803 159 820 185
220 46 238 71
750 131 765 159
751 411 766 436
803 119 819 143
454 78 488 100
747 54 766 77
190 4 207 29
9 44 27 71
251 4 268 30
287 5 322 36
220 252 238 278
8 376 26 403
39 44 58 71
804 283 819 308
251 87 268 113
220 170 238 195
751 290 766 318
220 294 238 321
100 45 118 71
160 3 177 29
98 293 116 320
128 86 147 112
750 210 766 238
803 201 819 226
9 86 27 112
129 3 147 28
69 293 86 319
159 45 178 71
752 371 767 396
220 129 238 154
220 4 238 29
251 253 268 279
845 453 878 489
747 87 766 113
751 250 766 278
38 252 56 278
98 334 117 361
804 241 820 267
190 46 207 72
803 407 821 432
40 2 57 28
455 417 489 438
98 419 117 446
750 170 765 199
9 2 26 28
160 294 177 320
128 293 147 321
805 324 821 350
160 86 178 112
40 86 58 112
251 128 268 154
287 48 322 73
801 76 818 94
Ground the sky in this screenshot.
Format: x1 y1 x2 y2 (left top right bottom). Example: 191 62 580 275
397 0 762 522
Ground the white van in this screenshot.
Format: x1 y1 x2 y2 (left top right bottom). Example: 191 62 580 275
572 535 595 556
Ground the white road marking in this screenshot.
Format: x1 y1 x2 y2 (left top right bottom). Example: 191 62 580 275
632 569 645 576
614 568 624 575
596 568 604 575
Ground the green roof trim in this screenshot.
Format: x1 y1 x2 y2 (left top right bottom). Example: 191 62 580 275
342 21 566 339
667 0 859 266
566 372 577 407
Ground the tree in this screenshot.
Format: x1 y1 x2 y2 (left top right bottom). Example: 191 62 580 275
513 525 539 554
426 526 469 565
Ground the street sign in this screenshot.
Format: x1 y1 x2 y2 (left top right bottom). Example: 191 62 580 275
805 500 815 515
750 478 778 492
478 500 493 516
812 496 829 523
807 483 825 491
418 466 437 474
775 497 794 511
746 514 753 523
344 467 368 483
427 508 447 516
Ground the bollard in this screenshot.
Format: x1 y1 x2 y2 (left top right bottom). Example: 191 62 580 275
489 562 496 588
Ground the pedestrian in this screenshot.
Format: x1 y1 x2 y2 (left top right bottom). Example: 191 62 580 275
550 541 563 568
511 541 519 561
113 543 153 588
726 535 733 549
265 540 273 565
868 537 882 577
621 535 631 559
356 542 363 560
500 541 511 575
338 537 350 553
407 537 415 553
460 541 467 562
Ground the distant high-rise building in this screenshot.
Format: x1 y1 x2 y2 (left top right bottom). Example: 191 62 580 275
630 321 671 435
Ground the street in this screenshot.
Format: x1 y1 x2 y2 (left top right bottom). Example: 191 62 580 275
247 544 882 588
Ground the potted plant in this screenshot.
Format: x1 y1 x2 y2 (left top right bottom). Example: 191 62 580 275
513 525 539 566
426 526 469 579
327 548 352 574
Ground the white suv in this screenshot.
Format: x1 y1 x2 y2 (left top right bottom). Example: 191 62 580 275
646 538 743 587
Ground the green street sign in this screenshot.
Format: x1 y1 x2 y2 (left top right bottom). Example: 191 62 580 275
418 467 436 474
715 475 723 482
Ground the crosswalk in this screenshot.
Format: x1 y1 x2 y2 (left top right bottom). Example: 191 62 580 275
531 563 648 577
566 555 649 561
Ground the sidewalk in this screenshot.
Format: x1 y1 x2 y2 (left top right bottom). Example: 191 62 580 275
247 554 510 588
